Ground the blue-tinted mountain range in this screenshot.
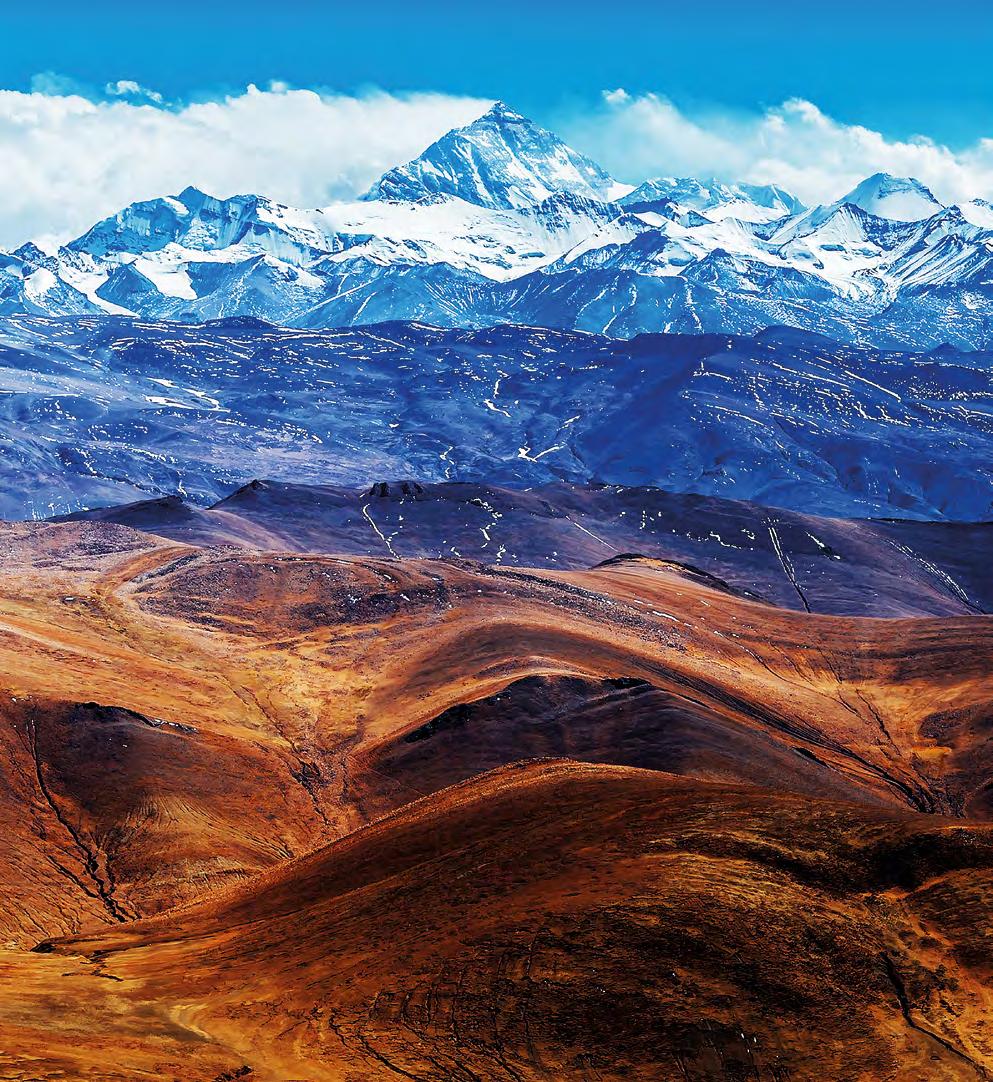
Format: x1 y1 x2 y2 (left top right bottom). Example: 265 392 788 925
0 314 990 521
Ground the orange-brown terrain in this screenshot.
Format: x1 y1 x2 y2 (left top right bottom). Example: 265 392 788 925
2 507 993 1080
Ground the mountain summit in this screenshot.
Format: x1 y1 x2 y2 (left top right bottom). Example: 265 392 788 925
362 100 625 210
839 172 943 222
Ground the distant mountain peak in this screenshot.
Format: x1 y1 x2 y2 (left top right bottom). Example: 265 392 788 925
362 102 621 211
840 173 943 222
858 171 931 191
480 100 526 123
958 198 993 229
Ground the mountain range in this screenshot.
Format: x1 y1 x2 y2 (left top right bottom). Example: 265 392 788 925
4 102 993 348
2 315 992 522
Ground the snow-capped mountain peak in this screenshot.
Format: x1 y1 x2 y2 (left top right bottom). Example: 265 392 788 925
839 172 944 222
362 100 625 210
480 99 527 123
66 187 338 262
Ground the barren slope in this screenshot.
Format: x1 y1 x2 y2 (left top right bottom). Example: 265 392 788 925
5 761 992 1081
1 518 993 1079
1 520 992 944
63 480 993 616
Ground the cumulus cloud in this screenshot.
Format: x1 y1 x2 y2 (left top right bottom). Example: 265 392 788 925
0 83 489 247
561 91 993 207
105 80 164 104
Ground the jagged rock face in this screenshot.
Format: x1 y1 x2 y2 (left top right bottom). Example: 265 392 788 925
3 103 993 346
2 315 993 522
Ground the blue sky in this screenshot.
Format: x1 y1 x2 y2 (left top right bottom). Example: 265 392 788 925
1 1 992 246
4 0 991 146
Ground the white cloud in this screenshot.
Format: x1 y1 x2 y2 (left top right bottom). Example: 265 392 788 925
601 88 630 108
105 80 164 104
560 91 993 207
0 83 490 247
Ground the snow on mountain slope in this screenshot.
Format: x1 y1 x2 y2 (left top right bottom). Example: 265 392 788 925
840 173 944 222
68 186 338 262
959 199 993 229
621 177 805 223
362 101 629 209
0 253 98 317
5 104 993 347
317 191 643 280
